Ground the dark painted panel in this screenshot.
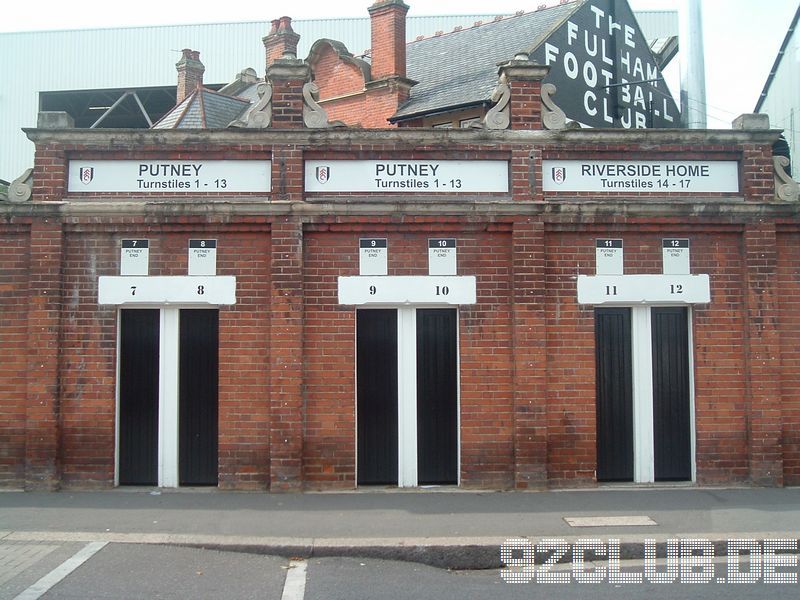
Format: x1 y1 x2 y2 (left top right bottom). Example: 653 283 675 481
652 307 692 481
357 309 398 485
595 308 634 482
416 308 458 485
179 309 219 486
119 309 160 486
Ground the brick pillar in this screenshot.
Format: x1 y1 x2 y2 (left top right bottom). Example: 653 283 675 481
744 222 783 486
269 218 305 491
176 49 204 104
25 220 63 490
512 220 548 488
263 16 301 68
32 143 67 202
267 57 312 129
498 58 549 130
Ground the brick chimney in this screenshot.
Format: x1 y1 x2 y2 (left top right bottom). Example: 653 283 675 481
176 49 204 104
368 0 409 80
263 16 301 68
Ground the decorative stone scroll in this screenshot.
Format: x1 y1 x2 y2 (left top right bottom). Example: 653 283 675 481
3 168 33 203
481 74 511 130
303 82 344 129
230 82 272 129
541 83 566 130
774 156 799 202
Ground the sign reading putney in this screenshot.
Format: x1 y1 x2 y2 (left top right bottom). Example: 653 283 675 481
304 160 509 193
531 0 679 129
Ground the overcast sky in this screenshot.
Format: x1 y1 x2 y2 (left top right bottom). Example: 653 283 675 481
3 0 797 128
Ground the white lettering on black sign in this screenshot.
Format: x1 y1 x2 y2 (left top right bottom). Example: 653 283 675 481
532 0 678 128
359 238 388 276
428 238 457 276
596 238 623 276
189 239 218 276
121 239 149 276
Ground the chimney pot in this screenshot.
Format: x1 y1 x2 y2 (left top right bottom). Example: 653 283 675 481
263 16 300 70
175 48 204 105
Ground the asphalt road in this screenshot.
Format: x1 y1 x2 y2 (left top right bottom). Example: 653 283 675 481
3 542 799 599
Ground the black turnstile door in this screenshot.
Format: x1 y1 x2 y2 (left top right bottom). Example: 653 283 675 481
595 308 634 482
416 309 458 485
357 309 399 485
179 309 219 486
119 309 160 485
652 307 691 481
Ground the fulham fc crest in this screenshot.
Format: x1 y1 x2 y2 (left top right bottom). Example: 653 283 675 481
315 166 330 184
79 167 94 185
551 166 566 185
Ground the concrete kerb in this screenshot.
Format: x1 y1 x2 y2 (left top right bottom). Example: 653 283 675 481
5 531 798 570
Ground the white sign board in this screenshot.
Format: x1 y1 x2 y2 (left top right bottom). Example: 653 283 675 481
543 160 740 193
98 276 236 305
429 238 457 275
577 274 710 305
121 239 149 276
360 238 388 275
68 160 271 193
338 276 476 305
662 239 690 275
305 160 509 193
596 239 623 275
189 239 217 276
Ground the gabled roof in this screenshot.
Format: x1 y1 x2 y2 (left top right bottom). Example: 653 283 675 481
152 87 250 129
392 1 581 121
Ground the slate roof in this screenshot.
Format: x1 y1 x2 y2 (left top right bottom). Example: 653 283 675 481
393 1 581 121
152 87 250 129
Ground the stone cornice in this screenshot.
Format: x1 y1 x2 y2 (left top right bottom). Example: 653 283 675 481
2 198 798 222
23 127 782 148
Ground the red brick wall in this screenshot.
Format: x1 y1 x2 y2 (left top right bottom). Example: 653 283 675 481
302 223 514 488
313 45 367 99
0 229 30 487
543 227 750 486
778 230 800 484
55 221 272 489
216 228 272 490
59 229 118 487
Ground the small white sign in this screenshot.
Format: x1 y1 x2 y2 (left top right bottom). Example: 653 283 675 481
596 239 623 275
338 276 476 305
121 239 149 276
98 276 236 305
189 239 217 276
428 238 457 275
68 160 271 193
577 274 710 305
662 239 690 275
360 238 388 275
305 160 509 193
543 160 740 193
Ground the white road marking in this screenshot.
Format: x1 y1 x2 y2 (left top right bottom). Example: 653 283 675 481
280 559 307 600
564 515 657 527
13 541 107 600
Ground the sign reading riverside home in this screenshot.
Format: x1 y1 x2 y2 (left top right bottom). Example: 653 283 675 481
68 160 271 193
542 160 740 193
304 160 509 193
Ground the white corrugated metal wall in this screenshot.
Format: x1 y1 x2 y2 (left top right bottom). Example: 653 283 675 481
0 11 677 180
756 16 798 175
